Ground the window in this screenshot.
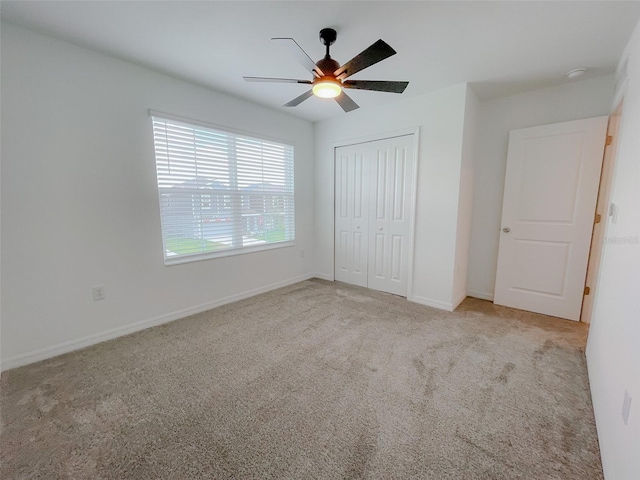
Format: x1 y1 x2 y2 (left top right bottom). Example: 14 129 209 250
151 113 295 265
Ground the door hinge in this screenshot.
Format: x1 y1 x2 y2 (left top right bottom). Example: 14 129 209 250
584 286 591 296
606 135 613 146
595 213 602 224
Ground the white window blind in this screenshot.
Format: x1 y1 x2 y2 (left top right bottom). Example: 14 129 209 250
151 114 295 265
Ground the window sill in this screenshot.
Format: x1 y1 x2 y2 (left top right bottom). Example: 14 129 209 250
164 240 295 266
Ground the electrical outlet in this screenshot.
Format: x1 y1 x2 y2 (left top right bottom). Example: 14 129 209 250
622 390 632 425
92 285 105 301
300 249 305 258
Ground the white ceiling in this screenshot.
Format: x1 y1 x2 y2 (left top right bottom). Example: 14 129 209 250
2 1 639 123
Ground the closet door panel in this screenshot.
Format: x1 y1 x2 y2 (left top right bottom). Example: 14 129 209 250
334 145 370 287
368 137 413 296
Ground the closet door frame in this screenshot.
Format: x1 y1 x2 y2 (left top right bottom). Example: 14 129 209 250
331 127 420 300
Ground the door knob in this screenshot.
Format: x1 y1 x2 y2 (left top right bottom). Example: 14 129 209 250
502 227 511 233
356 225 360 229
379 227 384 231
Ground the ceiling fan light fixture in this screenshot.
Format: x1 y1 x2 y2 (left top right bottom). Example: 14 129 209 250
312 79 342 98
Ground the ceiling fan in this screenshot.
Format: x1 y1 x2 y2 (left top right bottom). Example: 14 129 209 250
244 28 409 113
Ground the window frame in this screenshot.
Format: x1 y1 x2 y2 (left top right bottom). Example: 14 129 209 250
149 110 296 266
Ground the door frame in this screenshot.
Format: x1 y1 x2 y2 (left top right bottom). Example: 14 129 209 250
330 127 420 300
581 100 625 322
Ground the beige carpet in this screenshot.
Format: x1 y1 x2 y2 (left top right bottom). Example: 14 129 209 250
1 279 602 479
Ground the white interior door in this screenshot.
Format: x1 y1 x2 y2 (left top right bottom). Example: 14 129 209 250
334 144 370 287
334 135 414 296
494 116 608 321
367 137 414 296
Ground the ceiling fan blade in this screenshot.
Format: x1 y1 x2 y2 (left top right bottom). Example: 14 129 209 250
244 76 312 84
342 80 408 94
283 90 314 107
272 37 324 77
334 91 359 113
334 39 397 80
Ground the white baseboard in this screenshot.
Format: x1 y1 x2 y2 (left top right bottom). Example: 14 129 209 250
1 273 317 372
410 295 455 312
311 272 333 281
452 291 468 310
467 290 494 301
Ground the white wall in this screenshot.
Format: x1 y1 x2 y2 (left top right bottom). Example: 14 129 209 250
586 19 640 480
467 75 615 300
314 84 473 310
452 85 479 307
0 24 315 369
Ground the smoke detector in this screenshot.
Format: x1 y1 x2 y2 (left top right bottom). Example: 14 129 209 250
567 68 588 79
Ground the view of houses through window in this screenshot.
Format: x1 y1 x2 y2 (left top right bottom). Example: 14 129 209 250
151 114 295 264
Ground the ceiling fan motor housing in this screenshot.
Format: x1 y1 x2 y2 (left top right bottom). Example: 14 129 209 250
316 57 340 77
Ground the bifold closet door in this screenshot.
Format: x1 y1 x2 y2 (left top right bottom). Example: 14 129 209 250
367 136 414 296
334 135 414 296
334 143 370 287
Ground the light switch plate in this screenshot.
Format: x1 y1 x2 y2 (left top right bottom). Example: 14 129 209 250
609 202 619 224
622 390 632 425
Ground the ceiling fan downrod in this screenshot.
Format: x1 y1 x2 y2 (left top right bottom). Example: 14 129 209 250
319 28 337 58
317 28 340 76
